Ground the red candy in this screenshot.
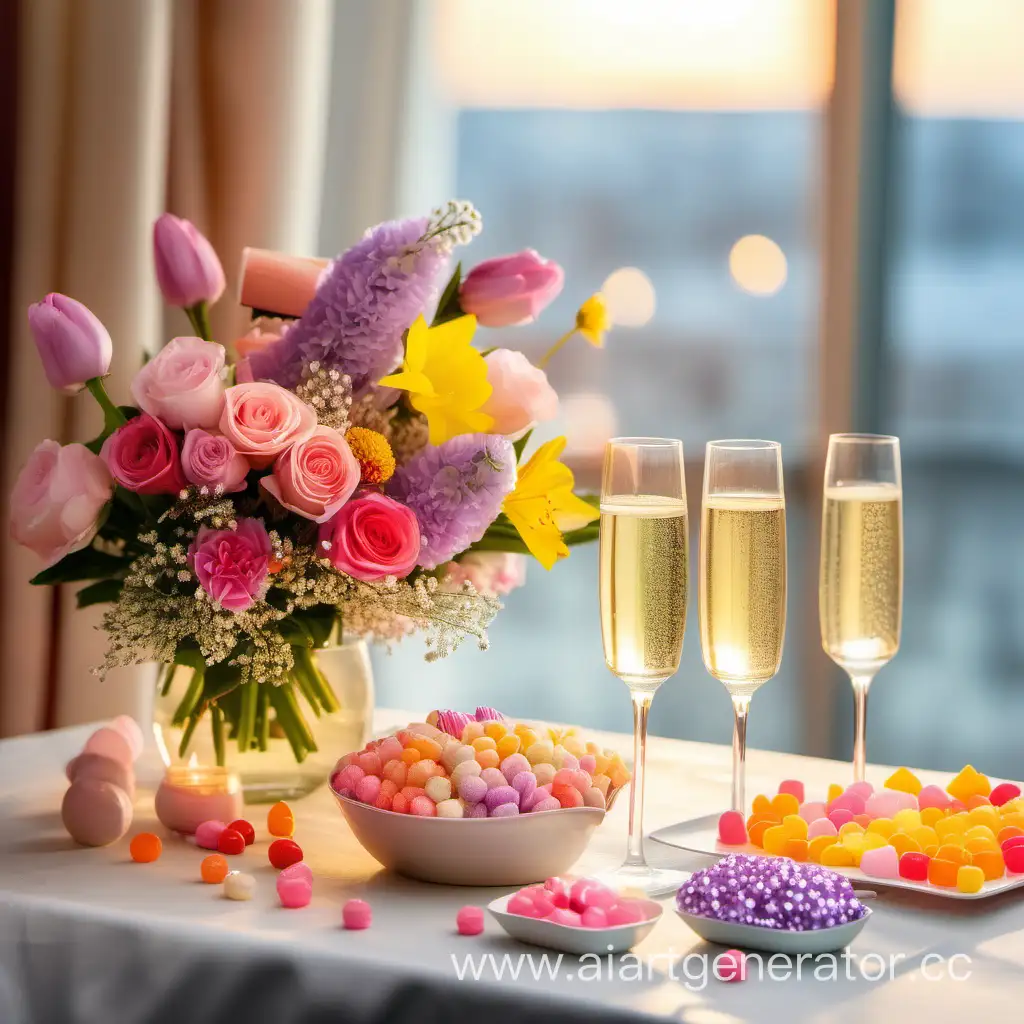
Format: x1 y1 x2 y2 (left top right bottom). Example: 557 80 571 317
716 949 747 983
778 780 805 804
1002 836 1024 852
268 838 304 869
1004 845 1024 874
456 905 485 935
217 828 246 856
899 851 930 882
718 810 748 846
990 782 1021 807
227 819 255 846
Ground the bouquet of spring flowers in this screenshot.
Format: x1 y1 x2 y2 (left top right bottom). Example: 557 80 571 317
10 201 605 765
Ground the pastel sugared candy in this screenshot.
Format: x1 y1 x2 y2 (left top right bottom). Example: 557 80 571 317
110 715 145 760
436 799 464 818
847 781 874 800
195 819 227 850
525 741 554 766
807 817 838 839
458 775 488 804
484 786 519 811
501 754 531 784
343 898 372 929
277 871 313 908
828 809 854 830
990 782 1021 807
466 801 488 818
224 871 256 900
478 766 505 789
511 771 537 806
83 727 134 768
451 759 481 784
553 785 584 809
490 802 520 818
917 785 951 810
579 754 597 775
377 735 404 763
358 750 382 777
529 796 561 814
798 802 827 824
61 778 132 847
583 786 606 808
201 854 230 883
409 795 437 817
424 776 452 804
65 753 136 801
884 767 922 795
456 905 485 935
496 734 521 760
129 832 162 863
860 845 899 879
267 801 294 838
355 775 382 805
777 780 805 803
717 810 748 846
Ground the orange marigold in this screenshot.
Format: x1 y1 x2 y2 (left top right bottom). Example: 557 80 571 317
346 426 396 485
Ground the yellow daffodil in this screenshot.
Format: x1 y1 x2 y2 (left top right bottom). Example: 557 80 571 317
502 437 599 570
379 314 493 445
538 293 612 368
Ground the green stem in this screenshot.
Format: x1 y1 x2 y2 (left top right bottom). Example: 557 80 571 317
236 682 258 753
158 663 176 697
537 328 577 370
177 715 200 759
257 686 270 752
280 684 317 752
186 301 212 341
268 687 308 763
211 704 226 767
171 666 205 727
85 377 128 433
292 646 340 714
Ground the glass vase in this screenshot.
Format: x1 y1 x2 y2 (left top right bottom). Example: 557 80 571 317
152 640 374 804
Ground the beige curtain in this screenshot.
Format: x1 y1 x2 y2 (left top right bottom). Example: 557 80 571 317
1 0 334 737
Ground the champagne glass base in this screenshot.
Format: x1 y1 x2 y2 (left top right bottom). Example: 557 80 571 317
594 862 691 899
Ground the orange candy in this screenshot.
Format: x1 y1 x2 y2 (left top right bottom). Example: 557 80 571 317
972 849 1006 881
927 858 959 887
130 832 162 863
751 794 773 815
267 801 295 838
783 839 809 862
400 747 421 765
747 820 774 848
476 749 501 770
771 793 799 818
411 736 443 761
888 833 922 858
201 853 229 883
936 844 971 865
998 825 1024 845
808 835 838 862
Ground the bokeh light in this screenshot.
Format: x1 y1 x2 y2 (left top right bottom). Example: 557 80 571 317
600 267 656 326
562 392 619 457
728 234 788 296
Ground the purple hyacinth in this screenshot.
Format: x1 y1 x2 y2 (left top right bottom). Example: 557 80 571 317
247 217 445 391
676 854 865 931
388 434 516 570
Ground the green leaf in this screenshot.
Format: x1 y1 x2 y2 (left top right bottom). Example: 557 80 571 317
202 661 244 703
30 547 131 586
431 262 464 326
76 578 124 608
513 429 534 464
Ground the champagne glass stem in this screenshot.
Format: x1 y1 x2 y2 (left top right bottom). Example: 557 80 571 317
731 695 751 812
625 689 653 868
851 674 874 782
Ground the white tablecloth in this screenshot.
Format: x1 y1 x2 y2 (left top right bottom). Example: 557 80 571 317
1 711 1020 1023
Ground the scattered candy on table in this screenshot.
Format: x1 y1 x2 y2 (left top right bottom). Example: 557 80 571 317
456 906 485 936
228 819 256 846
277 870 313 909
267 802 295 838
223 871 256 901
717 949 747 983
506 877 652 928
217 828 246 856
201 854 230 883
195 820 227 850
269 838 304 870
343 899 372 930
678 855 867 930
129 832 162 863
716 764 1024 892
331 709 631 819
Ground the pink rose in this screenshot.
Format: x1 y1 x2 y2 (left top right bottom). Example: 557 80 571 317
261 425 360 523
481 349 559 437
101 414 186 495
459 250 564 328
131 336 226 430
9 441 113 567
318 492 420 582
181 429 250 493
187 517 272 612
219 382 317 469
445 552 526 598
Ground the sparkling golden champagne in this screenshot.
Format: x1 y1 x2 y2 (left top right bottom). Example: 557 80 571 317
819 483 902 673
600 495 689 691
699 495 787 695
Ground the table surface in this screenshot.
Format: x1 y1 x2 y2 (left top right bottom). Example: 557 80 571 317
1 711 1020 1024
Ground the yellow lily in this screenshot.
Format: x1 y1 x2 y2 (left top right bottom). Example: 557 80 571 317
502 437 599 570
379 314 493 445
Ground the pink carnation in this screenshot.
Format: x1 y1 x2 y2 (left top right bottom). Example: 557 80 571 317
187 518 272 612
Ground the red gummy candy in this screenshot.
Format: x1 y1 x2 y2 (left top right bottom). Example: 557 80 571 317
217 829 245 856
269 838 303 870
227 819 255 846
778 780 805 804
718 810 748 846
1002 836 1024 852
1004 845 1024 874
990 782 1022 807
899 852 930 882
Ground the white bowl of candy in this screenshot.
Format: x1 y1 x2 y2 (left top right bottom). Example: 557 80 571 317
329 708 632 886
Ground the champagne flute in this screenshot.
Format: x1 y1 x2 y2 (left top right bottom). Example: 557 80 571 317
819 433 903 782
599 437 690 896
699 440 787 813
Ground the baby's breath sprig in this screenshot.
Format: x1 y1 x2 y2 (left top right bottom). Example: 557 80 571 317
417 199 482 256
293 361 352 431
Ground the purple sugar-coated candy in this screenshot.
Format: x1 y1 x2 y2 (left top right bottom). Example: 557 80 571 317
501 753 531 784
484 785 519 811
480 767 507 790
436 709 472 738
458 775 488 804
489 802 520 818
466 802 488 819
474 706 505 722
677 853 866 931
511 771 537 807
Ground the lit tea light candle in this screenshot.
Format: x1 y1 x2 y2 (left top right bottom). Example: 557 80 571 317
154 760 242 835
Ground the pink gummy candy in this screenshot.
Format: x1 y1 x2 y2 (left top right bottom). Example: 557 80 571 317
376 736 403 763
798 802 827 823
860 845 900 879
606 902 646 926
580 907 609 929
355 775 382 804
846 781 874 800
778 779 805 803
569 878 611 912
807 817 838 839
508 894 545 918
717 949 747 983
456 905 485 935
549 908 583 927
279 862 313 884
828 793 866 816
276 873 312 908
828 808 854 829
195 820 227 849
718 810 748 846
865 792 901 819
529 796 561 814
342 899 372 930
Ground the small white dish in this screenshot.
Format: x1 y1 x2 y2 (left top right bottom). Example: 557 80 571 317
488 894 663 953
331 790 605 886
676 906 872 954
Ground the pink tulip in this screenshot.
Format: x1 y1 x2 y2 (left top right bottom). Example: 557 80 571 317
481 349 558 437
459 251 564 328
153 213 225 308
27 293 112 394
239 249 327 318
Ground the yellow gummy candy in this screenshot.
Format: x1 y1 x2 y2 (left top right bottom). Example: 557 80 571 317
956 865 985 894
762 825 789 856
920 807 945 828
965 824 996 842
496 734 521 759
947 765 991 802
827 783 843 804
838 821 865 838
525 741 554 765
821 843 855 867
892 809 922 832
885 767 923 795
484 722 508 741
965 837 998 856
771 793 800 818
752 794 773 815
1001 812 1024 829
808 835 838 862
782 814 809 840
889 832 922 857
923 845 940 858
935 815 968 839
967 806 1000 829
472 736 497 752
862 834 888 851
841 837 866 865
909 826 941 849
867 818 897 839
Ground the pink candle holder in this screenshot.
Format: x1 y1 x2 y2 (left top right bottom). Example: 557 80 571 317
154 765 242 834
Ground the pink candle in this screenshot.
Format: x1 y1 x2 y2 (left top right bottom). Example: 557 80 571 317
154 766 242 835
238 248 327 318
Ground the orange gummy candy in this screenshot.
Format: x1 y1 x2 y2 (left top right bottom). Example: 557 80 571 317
998 825 1024 845
927 858 959 887
411 736 443 761
936 844 971 865
808 835 838 862
965 837 998 857
400 747 420 765
201 853 229 883
747 820 774 848
971 849 1006 881
783 839 809 862
771 793 800 818
751 794 773 815
920 807 945 829
889 833 922 858
129 832 162 863
267 801 295 838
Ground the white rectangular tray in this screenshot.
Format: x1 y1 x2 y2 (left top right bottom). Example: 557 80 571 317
649 813 1024 901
